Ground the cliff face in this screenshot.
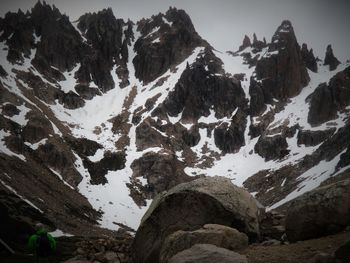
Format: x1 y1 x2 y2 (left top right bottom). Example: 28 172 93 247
0 2 349 238
254 20 310 103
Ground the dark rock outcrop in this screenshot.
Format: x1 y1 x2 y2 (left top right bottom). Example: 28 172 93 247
334 239 350 263
324 44 340 71
77 8 132 91
238 35 251 51
214 110 247 153
297 128 336 147
301 43 318 72
22 111 54 143
1 103 20 117
132 176 259 263
168 244 248 263
308 66 350 126
254 135 289 161
129 151 195 206
337 147 350 169
285 179 350 242
35 141 82 186
65 137 103 157
135 119 170 151
163 47 247 122
133 7 205 84
249 77 266 116
255 20 309 101
83 151 126 185
181 125 200 147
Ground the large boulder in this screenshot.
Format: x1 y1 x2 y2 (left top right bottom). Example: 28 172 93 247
160 224 248 263
285 179 350 242
132 176 260 263
168 244 248 263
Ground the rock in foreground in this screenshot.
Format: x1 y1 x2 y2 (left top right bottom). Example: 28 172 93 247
168 244 248 263
132 176 259 263
285 179 350 242
160 224 248 263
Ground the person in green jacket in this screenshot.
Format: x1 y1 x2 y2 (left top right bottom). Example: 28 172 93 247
28 223 56 262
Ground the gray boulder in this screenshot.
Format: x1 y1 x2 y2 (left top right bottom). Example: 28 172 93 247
132 176 259 263
160 224 248 263
286 179 350 242
168 244 248 263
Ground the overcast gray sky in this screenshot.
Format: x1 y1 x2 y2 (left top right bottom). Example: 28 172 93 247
1 0 349 61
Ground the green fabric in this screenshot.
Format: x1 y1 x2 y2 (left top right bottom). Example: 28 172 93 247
28 227 57 254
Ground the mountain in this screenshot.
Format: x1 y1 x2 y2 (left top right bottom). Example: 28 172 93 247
0 1 349 247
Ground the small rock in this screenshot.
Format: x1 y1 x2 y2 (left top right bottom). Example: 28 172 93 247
168 244 248 263
261 239 280 246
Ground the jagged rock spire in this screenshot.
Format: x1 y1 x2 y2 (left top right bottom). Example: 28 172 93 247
301 43 318 72
324 44 340 71
238 35 251 51
254 20 309 103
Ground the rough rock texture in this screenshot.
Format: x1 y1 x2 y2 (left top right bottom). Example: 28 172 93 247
135 118 171 151
21 111 54 143
133 7 205 84
259 211 286 241
254 135 289 161
308 66 350 126
128 151 196 206
77 8 132 91
337 147 350 169
301 43 318 72
244 123 350 208
160 224 248 263
324 44 340 71
213 110 247 153
239 35 251 51
164 47 247 121
83 151 126 185
285 179 350 242
64 236 134 263
334 239 350 263
254 20 309 101
132 176 259 263
249 77 266 116
168 244 248 263
297 129 335 147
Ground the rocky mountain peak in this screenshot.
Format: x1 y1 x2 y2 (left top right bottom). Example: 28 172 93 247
31 0 62 21
270 20 297 50
239 35 251 51
324 44 341 71
253 20 309 103
301 43 318 72
133 7 206 84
